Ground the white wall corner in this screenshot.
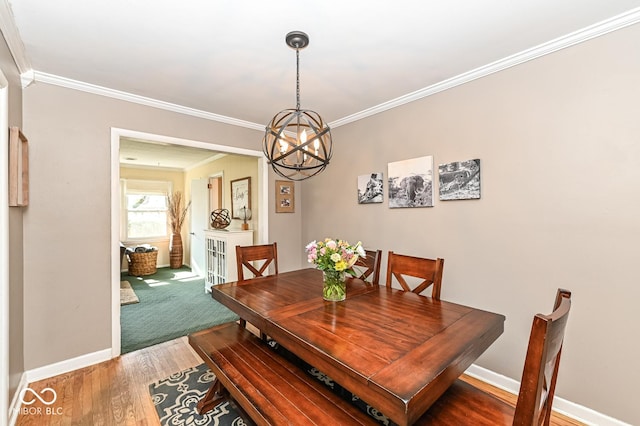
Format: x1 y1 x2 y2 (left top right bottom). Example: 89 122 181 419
25 348 112 384
7 372 27 426
19 69 34 88
0 0 32 74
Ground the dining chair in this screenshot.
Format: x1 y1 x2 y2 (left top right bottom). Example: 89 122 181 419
385 251 444 300
352 249 382 285
235 242 278 340
236 242 278 281
415 288 572 425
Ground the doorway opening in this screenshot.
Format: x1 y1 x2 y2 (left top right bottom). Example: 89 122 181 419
110 127 268 356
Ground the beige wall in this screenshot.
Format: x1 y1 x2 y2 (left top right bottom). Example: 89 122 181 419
21 83 304 371
119 166 185 268
17 18 639 426
302 23 640 424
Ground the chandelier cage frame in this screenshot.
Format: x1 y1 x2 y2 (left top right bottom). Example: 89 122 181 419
263 31 333 181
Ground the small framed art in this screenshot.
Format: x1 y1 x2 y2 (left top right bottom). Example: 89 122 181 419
9 127 29 207
388 155 434 208
275 180 295 213
230 176 251 219
357 172 383 204
438 159 481 200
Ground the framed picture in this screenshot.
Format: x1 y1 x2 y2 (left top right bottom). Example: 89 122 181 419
439 159 481 200
9 127 29 207
275 180 295 213
388 156 434 208
230 177 251 219
357 172 383 204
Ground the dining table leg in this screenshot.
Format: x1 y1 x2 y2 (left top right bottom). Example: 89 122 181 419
196 378 228 415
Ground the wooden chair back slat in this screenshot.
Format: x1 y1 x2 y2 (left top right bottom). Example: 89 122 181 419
353 249 382 285
236 243 279 281
513 289 572 426
385 251 444 300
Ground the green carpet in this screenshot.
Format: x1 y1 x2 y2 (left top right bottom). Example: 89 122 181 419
120 266 239 354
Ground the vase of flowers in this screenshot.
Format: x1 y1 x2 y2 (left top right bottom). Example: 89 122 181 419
305 238 366 301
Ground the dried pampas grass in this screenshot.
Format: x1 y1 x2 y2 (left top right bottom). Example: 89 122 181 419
167 191 191 234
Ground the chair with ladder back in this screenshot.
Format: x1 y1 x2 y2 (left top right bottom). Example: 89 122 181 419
235 242 279 340
415 288 572 425
352 249 382 285
386 251 444 300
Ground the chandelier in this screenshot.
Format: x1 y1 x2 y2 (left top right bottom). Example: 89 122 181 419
263 31 333 181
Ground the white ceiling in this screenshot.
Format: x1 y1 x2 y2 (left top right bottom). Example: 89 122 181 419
119 137 225 170
5 1 640 168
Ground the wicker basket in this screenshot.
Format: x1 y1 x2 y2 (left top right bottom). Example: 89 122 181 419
127 251 158 276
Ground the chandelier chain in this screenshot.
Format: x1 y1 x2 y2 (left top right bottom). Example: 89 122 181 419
295 48 300 111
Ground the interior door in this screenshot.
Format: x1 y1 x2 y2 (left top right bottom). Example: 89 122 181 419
190 178 208 277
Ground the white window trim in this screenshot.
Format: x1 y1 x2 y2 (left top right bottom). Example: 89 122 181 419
120 179 172 243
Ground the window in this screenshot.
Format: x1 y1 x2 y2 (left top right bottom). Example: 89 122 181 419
121 180 171 241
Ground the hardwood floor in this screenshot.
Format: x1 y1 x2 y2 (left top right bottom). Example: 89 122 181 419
14 337 202 426
15 335 585 426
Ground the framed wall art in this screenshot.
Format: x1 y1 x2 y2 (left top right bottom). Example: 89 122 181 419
439 159 481 200
357 172 383 204
230 176 251 219
388 156 434 208
275 180 294 213
9 127 29 207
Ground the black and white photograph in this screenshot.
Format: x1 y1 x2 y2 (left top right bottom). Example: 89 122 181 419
357 172 384 204
438 159 481 200
388 156 434 208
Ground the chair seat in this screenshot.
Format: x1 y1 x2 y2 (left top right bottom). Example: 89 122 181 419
415 379 514 425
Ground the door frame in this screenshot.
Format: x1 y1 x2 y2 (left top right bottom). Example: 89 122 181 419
1 69 10 426
189 175 216 278
110 127 269 356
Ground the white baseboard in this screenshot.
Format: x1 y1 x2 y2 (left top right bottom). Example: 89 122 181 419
8 372 27 426
465 364 631 426
25 348 112 383
10 350 631 426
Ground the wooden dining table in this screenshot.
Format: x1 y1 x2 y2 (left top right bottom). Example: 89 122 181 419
210 268 505 426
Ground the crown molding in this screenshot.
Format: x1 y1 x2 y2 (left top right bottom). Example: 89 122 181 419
32 71 265 132
329 7 640 128
0 0 32 78
185 153 227 171
17 6 640 131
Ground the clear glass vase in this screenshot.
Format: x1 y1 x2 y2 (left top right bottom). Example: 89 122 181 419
322 270 346 301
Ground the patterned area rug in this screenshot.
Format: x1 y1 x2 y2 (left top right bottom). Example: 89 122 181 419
120 281 139 305
149 363 245 426
150 343 395 426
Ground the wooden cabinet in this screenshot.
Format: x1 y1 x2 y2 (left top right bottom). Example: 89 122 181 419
204 230 253 292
